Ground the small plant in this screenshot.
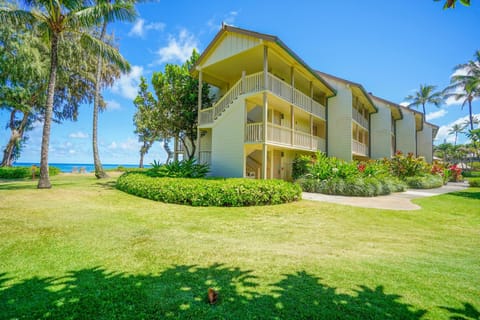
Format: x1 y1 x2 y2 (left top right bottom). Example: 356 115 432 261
292 155 312 180
468 178 480 187
448 164 463 182
147 159 209 178
386 151 429 178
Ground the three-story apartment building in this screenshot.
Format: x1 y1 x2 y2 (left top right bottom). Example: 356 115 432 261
184 25 438 180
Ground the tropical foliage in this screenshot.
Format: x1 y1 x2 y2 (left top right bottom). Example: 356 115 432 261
404 84 443 115
116 172 302 206
0 0 133 188
434 0 471 9
146 158 209 178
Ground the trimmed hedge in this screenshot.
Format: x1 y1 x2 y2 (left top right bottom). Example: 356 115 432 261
297 176 406 197
0 166 60 179
404 174 443 189
116 172 302 206
468 178 480 187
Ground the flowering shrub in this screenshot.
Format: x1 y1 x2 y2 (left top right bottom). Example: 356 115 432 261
448 164 463 182
386 151 429 178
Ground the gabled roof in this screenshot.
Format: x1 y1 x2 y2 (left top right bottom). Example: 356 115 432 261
192 24 336 97
316 71 378 113
368 94 403 120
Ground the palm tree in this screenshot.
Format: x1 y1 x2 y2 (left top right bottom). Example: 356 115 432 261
0 0 134 188
405 84 443 115
448 123 466 146
444 76 479 131
92 0 137 179
434 142 453 163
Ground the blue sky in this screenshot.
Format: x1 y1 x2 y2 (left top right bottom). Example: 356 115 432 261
1 0 479 165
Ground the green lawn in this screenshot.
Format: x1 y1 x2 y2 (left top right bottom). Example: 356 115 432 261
0 174 479 319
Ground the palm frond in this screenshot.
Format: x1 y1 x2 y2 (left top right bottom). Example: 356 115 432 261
0 8 38 26
72 1 136 28
79 33 130 73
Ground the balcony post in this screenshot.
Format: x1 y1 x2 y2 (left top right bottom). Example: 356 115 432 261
197 69 202 159
290 105 294 147
290 66 295 103
263 46 268 90
262 91 268 179
241 70 246 94
309 81 313 113
310 114 313 150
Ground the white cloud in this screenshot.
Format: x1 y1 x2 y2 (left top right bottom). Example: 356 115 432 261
120 138 141 151
399 102 409 107
128 19 166 38
69 149 76 154
106 100 121 111
110 65 143 100
426 109 447 121
435 113 480 144
108 141 117 149
156 29 198 64
69 131 89 139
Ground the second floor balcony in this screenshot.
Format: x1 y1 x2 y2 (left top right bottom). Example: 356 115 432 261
245 122 326 152
199 72 326 126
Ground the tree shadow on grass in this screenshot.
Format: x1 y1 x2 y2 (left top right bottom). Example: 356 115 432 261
0 180 37 190
94 180 117 190
0 265 429 319
447 191 480 200
441 303 480 320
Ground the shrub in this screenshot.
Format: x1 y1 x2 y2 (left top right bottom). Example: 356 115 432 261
116 172 302 206
463 170 480 178
297 176 406 197
0 166 60 179
386 151 429 178
448 164 463 182
292 155 312 180
404 174 443 189
468 178 480 187
146 159 209 178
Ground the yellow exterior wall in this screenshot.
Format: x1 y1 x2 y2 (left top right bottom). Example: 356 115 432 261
396 110 416 155
370 100 392 159
417 124 433 163
202 33 261 68
326 79 353 161
210 99 245 177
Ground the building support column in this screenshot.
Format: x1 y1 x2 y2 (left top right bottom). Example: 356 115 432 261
241 70 246 94
262 46 269 179
310 114 313 149
290 66 295 102
196 69 202 160
309 81 313 113
290 105 294 147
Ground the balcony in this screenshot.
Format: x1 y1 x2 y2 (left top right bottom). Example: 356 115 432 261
199 72 326 125
352 139 368 156
245 122 326 152
352 108 369 129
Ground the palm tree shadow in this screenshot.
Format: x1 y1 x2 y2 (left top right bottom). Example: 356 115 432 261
1 266 428 319
94 180 117 190
441 303 480 320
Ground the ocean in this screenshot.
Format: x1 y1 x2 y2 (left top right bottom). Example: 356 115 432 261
13 162 150 173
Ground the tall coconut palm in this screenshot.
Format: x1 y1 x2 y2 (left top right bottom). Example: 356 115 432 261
0 0 134 188
92 0 137 179
448 123 466 146
444 76 479 131
405 84 443 115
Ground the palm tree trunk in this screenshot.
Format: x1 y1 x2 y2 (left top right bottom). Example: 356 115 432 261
422 103 426 116
468 98 474 130
1 110 29 166
38 33 59 189
92 21 108 179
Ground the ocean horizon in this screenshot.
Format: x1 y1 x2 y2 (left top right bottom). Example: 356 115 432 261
13 162 151 173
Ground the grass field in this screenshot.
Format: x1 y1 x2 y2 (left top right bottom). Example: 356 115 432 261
0 174 479 319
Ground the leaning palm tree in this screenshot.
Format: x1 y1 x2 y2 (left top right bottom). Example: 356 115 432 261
405 84 443 115
448 123 466 146
0 0 134 188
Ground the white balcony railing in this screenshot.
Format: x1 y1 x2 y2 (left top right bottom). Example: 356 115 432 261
245 122 325 152
352 108 369 129
199 72 326 125
352 139 368 156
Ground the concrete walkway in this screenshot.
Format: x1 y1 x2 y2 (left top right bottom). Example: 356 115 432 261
302 182 469 211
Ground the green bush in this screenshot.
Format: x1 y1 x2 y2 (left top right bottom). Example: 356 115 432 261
404 174 443 189
468 178 480 187
297 176 406 197
386 151 429 178
0 166 60 179
292 155 311 180
462 170 480 178
147 159 209 178
116 172 302 206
